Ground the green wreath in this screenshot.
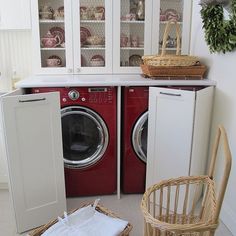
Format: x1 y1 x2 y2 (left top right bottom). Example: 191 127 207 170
200 0 236 53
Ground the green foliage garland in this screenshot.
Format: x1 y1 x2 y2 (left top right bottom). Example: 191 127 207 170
200 0 236 53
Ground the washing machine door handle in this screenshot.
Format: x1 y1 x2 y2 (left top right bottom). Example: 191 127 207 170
132 111 148 163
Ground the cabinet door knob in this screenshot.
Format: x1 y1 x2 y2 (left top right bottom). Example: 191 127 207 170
76 68 81 73
67 68 73 73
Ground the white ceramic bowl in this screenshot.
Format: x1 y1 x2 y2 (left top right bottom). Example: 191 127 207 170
90 60 105 67
86 36 104 45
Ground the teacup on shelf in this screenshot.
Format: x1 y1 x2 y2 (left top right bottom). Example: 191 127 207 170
120 34 129 47
80 7 89 20
95 12 103 20
130 35 139 47
95 7 105 20
54 10 64 20
46 58 61 67
126 13 136 21
86 35 104 46
39 5 54 19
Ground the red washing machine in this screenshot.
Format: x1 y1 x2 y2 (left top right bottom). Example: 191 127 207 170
122 86 149 193
31 87 117 197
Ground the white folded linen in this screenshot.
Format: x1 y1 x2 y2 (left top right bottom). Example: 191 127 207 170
42 200 128 236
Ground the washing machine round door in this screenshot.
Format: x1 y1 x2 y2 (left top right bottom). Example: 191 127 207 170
132 111 148 163
61 106 109 168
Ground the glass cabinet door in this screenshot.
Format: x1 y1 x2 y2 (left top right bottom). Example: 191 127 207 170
72 0 113 74
152 0 192 55
31 0 73 74
113 0 152 73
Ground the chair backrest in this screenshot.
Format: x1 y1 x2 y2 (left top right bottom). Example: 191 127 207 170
208 125 232 223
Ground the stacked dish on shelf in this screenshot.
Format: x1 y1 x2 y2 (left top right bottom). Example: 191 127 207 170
38 4 65 67
80 4 106 67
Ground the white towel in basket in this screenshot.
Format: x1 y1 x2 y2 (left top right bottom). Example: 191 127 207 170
42 199 128 236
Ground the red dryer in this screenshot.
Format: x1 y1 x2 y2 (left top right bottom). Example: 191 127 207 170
122 86 149 193
31 87 117 197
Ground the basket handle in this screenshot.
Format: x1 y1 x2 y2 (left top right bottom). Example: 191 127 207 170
161 20 181 56
208 125 232 222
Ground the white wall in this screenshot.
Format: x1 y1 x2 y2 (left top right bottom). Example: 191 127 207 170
0 31 32 187
190 1 236 234
0 31 32 91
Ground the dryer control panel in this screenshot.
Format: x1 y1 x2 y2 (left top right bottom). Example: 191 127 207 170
87 87 113 104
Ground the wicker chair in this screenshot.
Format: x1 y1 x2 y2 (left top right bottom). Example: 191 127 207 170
141 125 232 236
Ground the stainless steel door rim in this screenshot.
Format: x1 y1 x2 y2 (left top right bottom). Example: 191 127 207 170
61 106 109 168
132 111 148 163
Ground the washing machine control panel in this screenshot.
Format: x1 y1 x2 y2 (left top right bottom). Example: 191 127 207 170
68 90 80 101
87 87 113 104
30 87 115 105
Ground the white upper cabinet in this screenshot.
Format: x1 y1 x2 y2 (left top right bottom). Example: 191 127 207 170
152 0 192 55
0 0 31 30
31 0 73 74
31 0 113 75
113 0 152 73
31 0 192 75
73 0 113 74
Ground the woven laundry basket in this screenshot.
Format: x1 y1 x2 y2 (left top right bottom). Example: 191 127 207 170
142 20 199 67
29 203 132 236
141 125 232 236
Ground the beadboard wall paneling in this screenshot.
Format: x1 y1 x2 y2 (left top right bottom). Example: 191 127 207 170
0 31 32 91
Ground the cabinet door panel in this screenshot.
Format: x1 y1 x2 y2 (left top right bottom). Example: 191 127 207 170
190 86 214 176
113 0 152 73
146 87 195 189
151 0 192 55
1 91 66 233
73 0 113 74
31 0 73 74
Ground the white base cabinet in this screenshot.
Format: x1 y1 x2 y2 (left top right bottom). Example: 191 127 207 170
146 86 214 207
146 86 214 186
0 90 66 233
0 84 214 233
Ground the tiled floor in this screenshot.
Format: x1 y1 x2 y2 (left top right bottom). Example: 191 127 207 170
0 190 233 236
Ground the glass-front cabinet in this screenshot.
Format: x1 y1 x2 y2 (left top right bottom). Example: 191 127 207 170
31 0 73 74
73 0 112 74
31 0 112 74
31 0 192 75
152 0 192 55
113 0 152 73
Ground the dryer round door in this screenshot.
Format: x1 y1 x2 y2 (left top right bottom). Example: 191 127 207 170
61 106 109 169
132 111 148 163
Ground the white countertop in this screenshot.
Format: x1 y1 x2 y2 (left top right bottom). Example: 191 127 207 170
15 74 216 88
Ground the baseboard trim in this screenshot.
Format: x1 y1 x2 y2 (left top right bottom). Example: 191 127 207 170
0 182 8 189
220 202 236 235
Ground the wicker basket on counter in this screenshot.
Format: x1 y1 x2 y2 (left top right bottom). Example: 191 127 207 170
142 20 199 67
140 63 207 79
